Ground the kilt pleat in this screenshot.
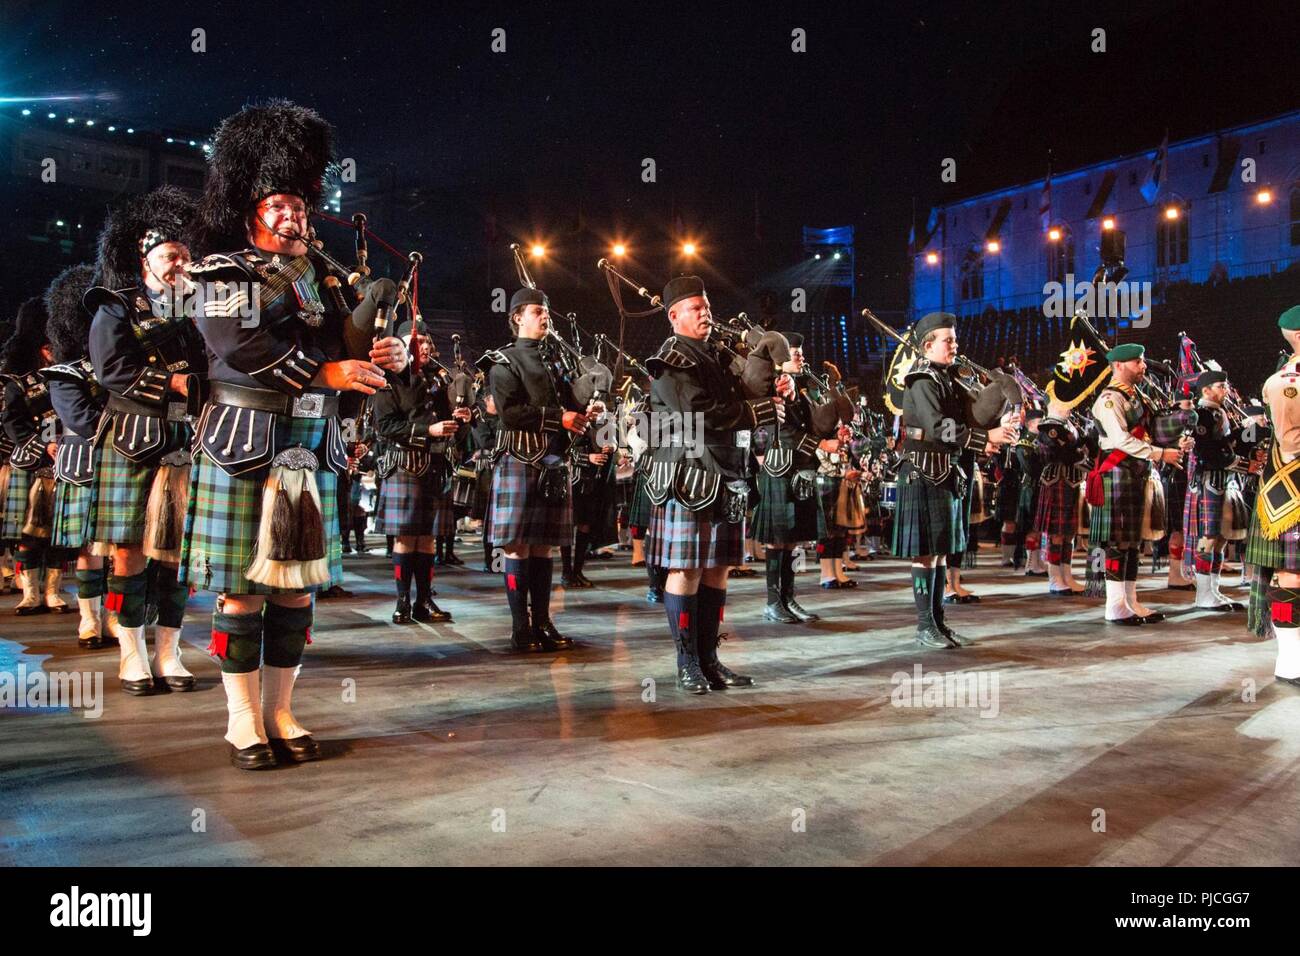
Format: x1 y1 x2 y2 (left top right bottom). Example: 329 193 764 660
50 480 94 550
179 417 342 594
1183 470 1236 541
374 466 456 537
487 454 572 548
1033 473 1082 539
0 465 33 542
891 468 965 558
627 470 654 532
646 497 744 569
751 469 824 545
87 431 162 546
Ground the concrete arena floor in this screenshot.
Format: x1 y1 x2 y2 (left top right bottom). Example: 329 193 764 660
2 538 1298 867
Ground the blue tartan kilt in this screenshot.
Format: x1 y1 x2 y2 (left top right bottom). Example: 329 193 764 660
647 496 744 569
87 430 172 546
487 453 572 549
0 463 33 543
179 417 342 594
374 466 456 537
1182 470 1246 542
750 469 825 545
50 480 94 550
891 465 965 558
1088 460 1147 549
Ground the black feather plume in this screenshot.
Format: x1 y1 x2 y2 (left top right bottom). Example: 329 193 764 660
1 297 50 374
44 263 98 363
96 186 197 290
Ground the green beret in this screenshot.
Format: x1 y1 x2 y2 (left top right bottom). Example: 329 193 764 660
1278 305 1300 330
1106 343 1145 362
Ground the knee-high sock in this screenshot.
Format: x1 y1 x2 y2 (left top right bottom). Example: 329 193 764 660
209 609 264 675
780 549 797 600
263 602 312 669
561 544 573 577
930 563 947 630
765 551 783 604
105 569 149 627
573 530 591 577
443 533 456 559
413 551 434 604
695 584 726 666
483 536 494 569
393 552 414 600
150 561 188 628
503 557 530 631
663 590 698 670
911 566 935 630
527 555 554 625
76 566 106 600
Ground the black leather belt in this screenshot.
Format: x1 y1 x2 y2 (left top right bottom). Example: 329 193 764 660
210 381 339 419
108 393 187 420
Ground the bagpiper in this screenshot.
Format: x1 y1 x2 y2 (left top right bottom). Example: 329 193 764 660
893 312 1012 648
1244 305 1300 685
1032 400 1092 595
1087 343 1189 625
644 276 781 693
0 297 64 615
181 100 409 770
86 186 207 695
478 287 591 652
43 264 111 647
372 318 465 624
1182 369 1248 611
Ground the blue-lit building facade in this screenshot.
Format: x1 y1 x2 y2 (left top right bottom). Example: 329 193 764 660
909 108 1300 383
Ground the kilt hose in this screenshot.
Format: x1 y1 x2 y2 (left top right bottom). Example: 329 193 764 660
750 469 826 546
179 417 342 595
647 496 744 570
1183 469 1247 542
627 469 654 539
487 453 573 549
87 428 183 547
0 464 34 543
374 465 457 537
1033 465 1084 539
891 465 966 559
1088 459 1148 550
50 480 94 551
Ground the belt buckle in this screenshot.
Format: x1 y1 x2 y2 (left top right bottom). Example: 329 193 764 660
735 430 751 449
292 393 324 418
166 401 187 422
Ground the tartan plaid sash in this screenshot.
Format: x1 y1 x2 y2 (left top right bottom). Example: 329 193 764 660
1086 425 1147 507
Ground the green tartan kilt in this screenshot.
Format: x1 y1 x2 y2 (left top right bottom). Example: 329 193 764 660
179 417 342 594
750 469 825 545
0 464 33 543
51 480 94 550
891 465 965 558
1087 461 1146 550
87 430 167 546
1244 508 1300 571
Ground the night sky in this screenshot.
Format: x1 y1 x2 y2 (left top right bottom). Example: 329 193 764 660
3 0 1298 319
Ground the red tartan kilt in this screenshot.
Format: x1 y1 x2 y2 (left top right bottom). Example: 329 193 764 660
1034 475 1082 538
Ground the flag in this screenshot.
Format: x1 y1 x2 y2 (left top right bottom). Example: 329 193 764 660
1139 131 1169 205
1178 333 1197 397
1039 170 1052 232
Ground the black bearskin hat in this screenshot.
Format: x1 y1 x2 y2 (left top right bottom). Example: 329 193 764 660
96 185 197 290
189 99 335 255
45 263 98 363
1 297 51 375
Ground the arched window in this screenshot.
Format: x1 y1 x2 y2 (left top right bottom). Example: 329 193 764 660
1046 225 1075 284
960 248 984 302
1156 201 1189 267
1290 182 1300 247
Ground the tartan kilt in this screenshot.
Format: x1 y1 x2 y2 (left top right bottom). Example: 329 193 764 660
487 453 572 548
0 464 33 542
471 466 493 521
1033 466 1083 539
627 469 654 538
87 430 169 546
179 417 342 594
1182 470 1247 542
1088 460 1147 549
50 480 94 550
647 496 744 569
816 474 846 540
891 465 965 558
1016 475 1038 530
995 472 1021 523
1244 506 1300 571
374 465 456 537
751 469 824 545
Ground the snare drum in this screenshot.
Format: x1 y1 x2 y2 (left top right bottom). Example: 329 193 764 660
881 480 899 511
